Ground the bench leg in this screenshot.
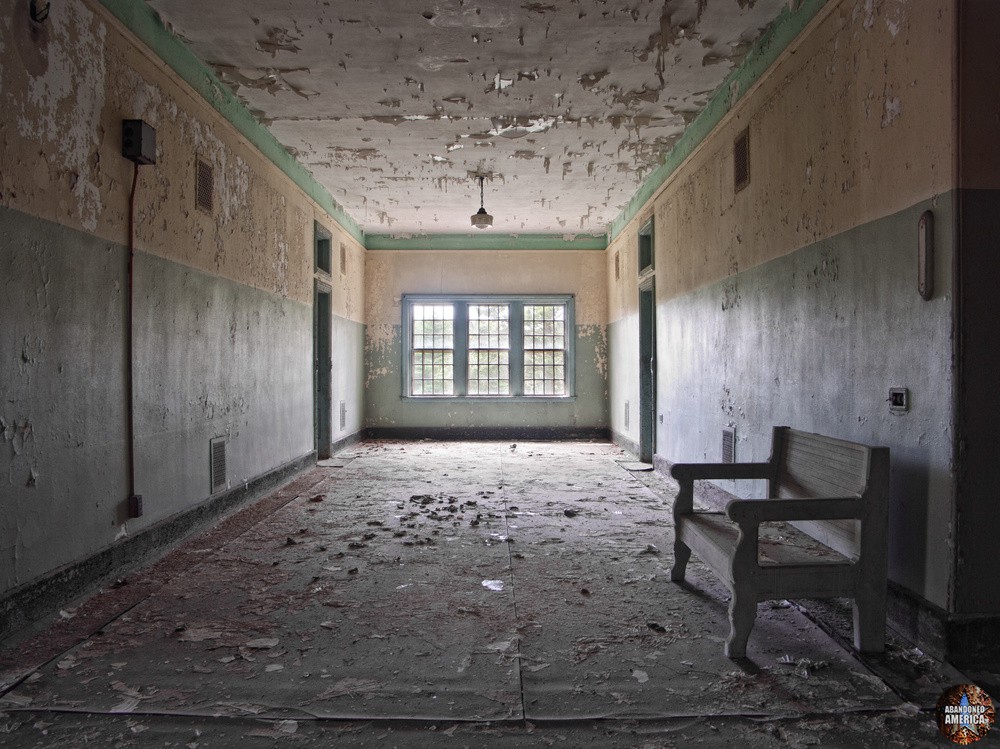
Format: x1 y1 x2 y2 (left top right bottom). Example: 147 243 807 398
724 594 757 658
853 593 887 653
670 539 691 582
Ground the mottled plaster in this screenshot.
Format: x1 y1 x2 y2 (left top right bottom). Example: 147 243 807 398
146 0 790 237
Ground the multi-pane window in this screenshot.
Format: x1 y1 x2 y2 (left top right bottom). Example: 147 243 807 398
404 296 573 398
468 304 510 395
410 304 454 395
523 304 565 396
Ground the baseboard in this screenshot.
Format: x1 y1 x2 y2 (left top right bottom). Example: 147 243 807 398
331 430 364 455
0 451 316 641
365 426 611 441
611 430 639 458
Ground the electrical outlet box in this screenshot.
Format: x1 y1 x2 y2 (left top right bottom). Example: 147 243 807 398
122 119 156 165
128 494 143 518
889 388 909 412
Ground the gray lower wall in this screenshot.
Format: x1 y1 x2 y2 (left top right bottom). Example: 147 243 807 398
0 205 314 596
364 325 608 431
331 313 365 444
649 197 956 611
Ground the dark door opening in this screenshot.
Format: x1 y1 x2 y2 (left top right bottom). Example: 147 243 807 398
314 283 332 459
639 277 656 463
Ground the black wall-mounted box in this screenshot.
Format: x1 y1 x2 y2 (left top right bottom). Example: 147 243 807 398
122 119 156 165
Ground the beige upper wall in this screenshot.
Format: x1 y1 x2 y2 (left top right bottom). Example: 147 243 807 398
365 249 607 339
607 0 956 321
1 0 364 318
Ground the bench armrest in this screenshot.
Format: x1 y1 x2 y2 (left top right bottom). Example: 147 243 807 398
725 496 863 524
671 462 774 482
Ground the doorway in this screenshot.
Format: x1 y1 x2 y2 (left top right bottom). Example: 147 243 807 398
314 282 332 459
639 276 656 463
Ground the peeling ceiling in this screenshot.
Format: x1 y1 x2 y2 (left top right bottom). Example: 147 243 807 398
147 0 789 238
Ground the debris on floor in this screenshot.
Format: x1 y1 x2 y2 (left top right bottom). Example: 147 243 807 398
0 441 989 748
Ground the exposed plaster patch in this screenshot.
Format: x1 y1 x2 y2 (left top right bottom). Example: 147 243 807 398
428 6 514 29
256 27 302 57
881 88 902 129
215 65 319 100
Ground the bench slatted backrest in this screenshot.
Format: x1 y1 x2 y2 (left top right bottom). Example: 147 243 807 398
770 427 871 560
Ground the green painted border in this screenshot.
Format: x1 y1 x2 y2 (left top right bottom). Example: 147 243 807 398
608 0 830 242
97 0 365 245
366 233 608 251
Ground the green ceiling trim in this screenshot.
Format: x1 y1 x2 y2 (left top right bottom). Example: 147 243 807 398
97 0 365 245
365 234 609 251
608 0 830 243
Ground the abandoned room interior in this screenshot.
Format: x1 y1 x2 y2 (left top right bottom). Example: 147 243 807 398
2 0 999 746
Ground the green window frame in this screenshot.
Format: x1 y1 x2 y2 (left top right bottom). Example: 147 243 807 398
402 295 575 399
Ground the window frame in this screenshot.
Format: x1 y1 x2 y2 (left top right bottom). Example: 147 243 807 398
402 294 576 401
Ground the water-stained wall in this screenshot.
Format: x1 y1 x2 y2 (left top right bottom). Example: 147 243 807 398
0 0 361 599
364 250 608 434
607 0 959 614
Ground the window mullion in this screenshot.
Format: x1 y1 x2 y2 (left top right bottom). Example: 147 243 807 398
510 302 524 396
454 302 469 396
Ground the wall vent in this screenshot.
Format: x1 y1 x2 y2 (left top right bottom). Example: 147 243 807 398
340 400 347 431
210 437 227 493
733 127 750 193
624 400 629 429
196 158 214 213
614 251 620 281
722 427 736 464
340 243 348 275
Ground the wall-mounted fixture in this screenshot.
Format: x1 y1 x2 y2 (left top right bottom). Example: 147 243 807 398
471 175 493 229
122 119 156 165
918 210 933 300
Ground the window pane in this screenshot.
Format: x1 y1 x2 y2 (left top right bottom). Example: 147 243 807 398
410 304 455 395
523 303 568 396
467 304 510 396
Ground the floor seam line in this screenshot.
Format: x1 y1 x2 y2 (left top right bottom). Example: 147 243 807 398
499 451 528 723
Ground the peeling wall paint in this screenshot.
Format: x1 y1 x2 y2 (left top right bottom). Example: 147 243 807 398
605 0 959 613
0 0 361 599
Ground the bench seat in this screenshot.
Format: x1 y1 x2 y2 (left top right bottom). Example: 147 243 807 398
670 427 889 658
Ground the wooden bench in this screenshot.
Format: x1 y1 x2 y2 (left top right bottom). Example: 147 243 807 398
669 427 889 658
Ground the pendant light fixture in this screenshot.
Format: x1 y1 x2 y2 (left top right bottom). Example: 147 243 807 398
471 175 493 229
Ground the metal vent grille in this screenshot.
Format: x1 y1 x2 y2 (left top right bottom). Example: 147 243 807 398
722 428 736 464
340 243 347 275
196 159 214 213
339 400 347 430
733 128 750 193
210 437 226 493
624 400 629 429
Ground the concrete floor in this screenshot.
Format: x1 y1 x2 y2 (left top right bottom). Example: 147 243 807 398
0 440 994 747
